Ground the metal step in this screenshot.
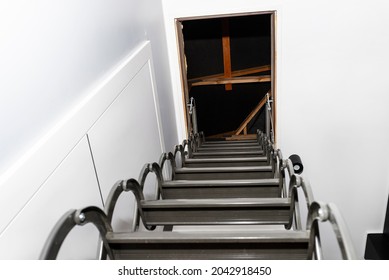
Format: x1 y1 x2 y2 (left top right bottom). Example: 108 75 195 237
192 150 264 159
174 166 274 180
197 146 263 153
200 142 261 148
185 157 268 167
162 178 281 199
202 139 258 145
107 230 309 260
140 197 291 227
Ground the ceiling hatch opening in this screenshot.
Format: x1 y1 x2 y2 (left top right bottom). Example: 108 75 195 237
176 12 276 141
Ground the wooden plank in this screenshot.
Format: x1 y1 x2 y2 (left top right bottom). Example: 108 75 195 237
191 75 270 87
270 13 277 143
175 20 191 136
231 65 271 77
188 65 271 83
222 18 232 91
235 94 268 135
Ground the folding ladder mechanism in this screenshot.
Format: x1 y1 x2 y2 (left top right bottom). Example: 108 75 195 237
40 98 356 260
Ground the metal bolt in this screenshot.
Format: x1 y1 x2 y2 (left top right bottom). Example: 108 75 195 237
78 213 86 223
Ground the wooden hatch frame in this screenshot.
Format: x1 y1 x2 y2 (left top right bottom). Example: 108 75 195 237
175 11 277 142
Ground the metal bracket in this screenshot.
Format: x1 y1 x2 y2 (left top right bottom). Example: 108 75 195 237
187 97 195 115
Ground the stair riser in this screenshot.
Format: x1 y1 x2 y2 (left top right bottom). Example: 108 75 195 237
143 208 290 225
200 143 260 148
203 140 258 144
174 172 274 180
197 147 262 152
185 161 268 167
192 153 264 159
163 187 280 199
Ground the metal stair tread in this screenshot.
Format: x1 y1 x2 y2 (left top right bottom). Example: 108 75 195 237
107 230 309 243
141 197 291 208
162 178 280 187
193 151 263 156
197 146 262 151
175 166 272 173
200 144 261 148
202 140 258 145
185 156 267 163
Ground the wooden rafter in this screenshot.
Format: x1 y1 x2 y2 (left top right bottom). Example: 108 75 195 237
230 65 271 77
191 75 270 87
222 18 232 91
188 65 271 84
235 94 268 135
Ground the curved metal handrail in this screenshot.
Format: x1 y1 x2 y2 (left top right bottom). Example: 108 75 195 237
193 133 200 149
182 139 193 158
199 131 205 146
285 174 314 230
104 163 166 232
104 178 155 232
101 177 157 259
174 144 186 168
257 130 311 233
188 133 197 153
128 162 166 228
256 130 267 148
307 201 356 260
273 155 304 231
159 144 186 172
254 132 277 175
289 174 314 208
272 150 293 198
40 206 114 260
104 180 126 223
158 152 176 180
138 162 164 199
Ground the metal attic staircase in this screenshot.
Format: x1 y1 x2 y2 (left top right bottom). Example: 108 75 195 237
40 131 356 260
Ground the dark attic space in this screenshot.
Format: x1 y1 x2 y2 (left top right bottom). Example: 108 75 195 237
182 13 273 138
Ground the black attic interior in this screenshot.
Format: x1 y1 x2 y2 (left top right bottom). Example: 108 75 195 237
182 14 272 137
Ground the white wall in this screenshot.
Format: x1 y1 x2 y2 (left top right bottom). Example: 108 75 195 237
0 1 138 174
0 137 104 259
162 0 389 259
0 41 166 259
0 0 177 259
0 0 178 176
139 0 180 150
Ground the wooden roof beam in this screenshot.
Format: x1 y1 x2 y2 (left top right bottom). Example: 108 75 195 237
191 75 271 87
188 65 271 84
235 94 268 135
222 18 232 91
